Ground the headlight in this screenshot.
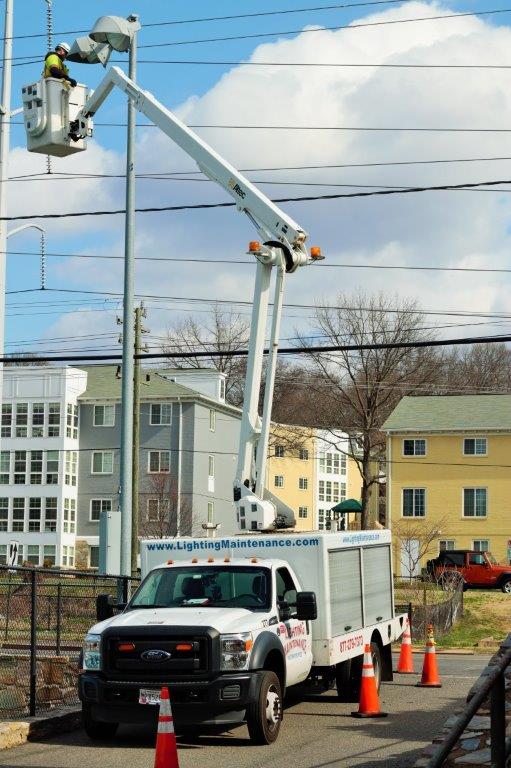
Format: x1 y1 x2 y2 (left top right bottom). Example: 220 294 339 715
83 633 102 671
220 632 253 671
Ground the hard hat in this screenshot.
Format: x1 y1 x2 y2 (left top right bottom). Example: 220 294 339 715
56 41 71 53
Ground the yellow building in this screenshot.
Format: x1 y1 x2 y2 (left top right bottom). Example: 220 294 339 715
383 395 511 575
266 425 316 531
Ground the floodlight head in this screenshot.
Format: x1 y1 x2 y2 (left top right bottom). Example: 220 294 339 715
67 36 112 67
90 15 141 52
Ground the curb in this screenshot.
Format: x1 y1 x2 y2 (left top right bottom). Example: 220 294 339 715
0 706 81 751
392 645 476 655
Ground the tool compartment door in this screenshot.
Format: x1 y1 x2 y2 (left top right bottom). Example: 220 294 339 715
362 545 393 625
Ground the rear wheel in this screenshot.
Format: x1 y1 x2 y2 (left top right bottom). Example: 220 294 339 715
246 671 282 745
336 642 382 702
82 704 118 741
501 577 511 594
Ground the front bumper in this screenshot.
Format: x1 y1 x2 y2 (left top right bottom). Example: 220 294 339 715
79 671 264 727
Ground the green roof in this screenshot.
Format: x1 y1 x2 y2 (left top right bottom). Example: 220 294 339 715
383 395 511 432
79 365 210 402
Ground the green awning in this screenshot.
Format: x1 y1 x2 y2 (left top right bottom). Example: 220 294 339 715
331 498 363 513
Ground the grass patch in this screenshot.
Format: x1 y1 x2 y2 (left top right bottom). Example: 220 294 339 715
440 591 510 649
394 580 449 607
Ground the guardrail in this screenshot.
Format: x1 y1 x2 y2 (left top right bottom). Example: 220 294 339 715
426 634 511 768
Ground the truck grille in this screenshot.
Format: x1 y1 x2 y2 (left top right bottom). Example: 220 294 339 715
104 633 210 678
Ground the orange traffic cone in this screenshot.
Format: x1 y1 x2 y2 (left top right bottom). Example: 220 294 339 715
416 624 442 688
154 687 180 768
396 617 414 674
351 644 388 718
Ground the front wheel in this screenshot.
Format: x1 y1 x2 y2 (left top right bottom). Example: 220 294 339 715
501 578 511 594
82 703 119 741
246 671 282 745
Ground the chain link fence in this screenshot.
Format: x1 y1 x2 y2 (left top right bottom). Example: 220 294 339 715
0 565 140 719
396 576 464 644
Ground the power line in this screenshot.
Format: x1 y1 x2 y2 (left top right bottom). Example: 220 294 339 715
133 59 511 70
4 178 511 222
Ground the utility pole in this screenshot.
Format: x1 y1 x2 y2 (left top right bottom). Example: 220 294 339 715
131 302 148 575
0 0 14 409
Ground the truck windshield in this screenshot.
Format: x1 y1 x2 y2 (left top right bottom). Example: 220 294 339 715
130 566 271 611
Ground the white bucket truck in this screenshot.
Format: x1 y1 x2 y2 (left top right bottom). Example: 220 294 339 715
80 530 405 744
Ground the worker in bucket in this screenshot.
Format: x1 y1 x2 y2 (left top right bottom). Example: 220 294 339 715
43 42 77 87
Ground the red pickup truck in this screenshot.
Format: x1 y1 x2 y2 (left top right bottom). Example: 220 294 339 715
427 550 511 593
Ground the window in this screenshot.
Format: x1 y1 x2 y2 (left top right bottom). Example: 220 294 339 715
439 540 456 551
403 439 426 456
274 475 284 488
48 403 60 437
219 378 226 401
209 409 216 432
276 567 297 609
319 451 343 474
207 501 214 523
148 451 170 473
46 450 59 484
27 545 40 566
66 404 73 438
30 451 43 484
275 445 285 458
0 545 6 564
0 451 10 484
89 546 99 569
318 508 332 531
12 498 25 532
65 451 77 486
298 477 308 490
298 506 308 518
28 498 42 532
147 498 160 522
15 403 28 437
299 448 309 461
90 498 112 522
1 404 12 438
464 438 487 456
62 545 75 568
319 480 342 504
44 498 57 532
0 498 8 532
93 404 115 427
463 488 487 518
73 404 79 439
32 403 44 437
473 539 489 553
63 499 76 534
14 451 27 484
402 488 426 517
208 455 215 493
43 545 56 567
92 451 114 474
150 403 172 426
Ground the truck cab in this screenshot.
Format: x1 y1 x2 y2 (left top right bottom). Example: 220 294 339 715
428 549 511 593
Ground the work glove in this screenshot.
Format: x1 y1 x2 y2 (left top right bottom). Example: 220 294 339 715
67 77 77 87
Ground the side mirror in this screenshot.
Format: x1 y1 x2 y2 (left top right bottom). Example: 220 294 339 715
96 593 125 622
278 600 292 622
296 591 317 621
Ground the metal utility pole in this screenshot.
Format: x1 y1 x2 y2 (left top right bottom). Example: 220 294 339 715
119 13 139 576
131 302 148 575
0 0 14 408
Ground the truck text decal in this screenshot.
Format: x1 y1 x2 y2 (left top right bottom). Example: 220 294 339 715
339 634 364 653
146 537 320 553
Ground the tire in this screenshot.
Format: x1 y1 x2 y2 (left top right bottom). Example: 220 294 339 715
336 642 381 702
501 578 511 594
82 703 119 741
370 642 382 691
246 671 282 745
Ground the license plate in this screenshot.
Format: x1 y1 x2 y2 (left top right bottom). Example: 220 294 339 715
139 688 161 706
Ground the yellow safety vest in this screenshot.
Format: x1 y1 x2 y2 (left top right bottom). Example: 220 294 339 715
43 52 69 79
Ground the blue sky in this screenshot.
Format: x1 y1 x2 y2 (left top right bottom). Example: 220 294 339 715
5 0 511 357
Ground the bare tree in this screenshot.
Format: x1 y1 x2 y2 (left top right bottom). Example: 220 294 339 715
139 473 196 538
439 342 511 394
393 516 448 582
300 290 441 529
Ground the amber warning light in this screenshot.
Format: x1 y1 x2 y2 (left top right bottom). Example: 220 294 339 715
310 246 324 261
248 241 261 253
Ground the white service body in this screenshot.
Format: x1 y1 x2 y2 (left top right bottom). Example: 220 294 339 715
22 77 90 156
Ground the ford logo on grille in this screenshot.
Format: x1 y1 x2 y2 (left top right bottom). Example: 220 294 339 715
141 649 171 663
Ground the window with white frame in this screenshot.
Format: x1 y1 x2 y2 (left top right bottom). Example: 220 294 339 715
473 539 489 552
63 499 76 534
148 451 170 473
48 403 60 437
27 545 40 566
14 451 27 484
46 451 59 484
30 451 43 484
150 403 172 425
15 403 28 437
65 451 77 486
0 498 7 532
402 488 426 517
1 404 12 438
29 498 42 532
275 445 285 458
92 451 114 475
208 455 215 492
147 498 160 522
219 378 226 401
12 498 25 532
0 451 10 484
93 404 115 427
298 506 308 518
73 404 79 439
207 501 214 523
299 448 309 461
319 451 342 474
209 409 216 432
403 439 426 456
89 546 99 569
62 545 75 568
0 544 6 564
463 438 487 456
66 404 78 438
44 498 57 532
43 545 56 566
439 540 456 551
32 403 44 437
318 508 332 530
298 477 308 490
318 480 341 504
274 475 284 488
463 488 487 518
90 498 112 522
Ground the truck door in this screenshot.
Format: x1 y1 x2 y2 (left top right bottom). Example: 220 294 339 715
275 567 313 685
468 552 494 586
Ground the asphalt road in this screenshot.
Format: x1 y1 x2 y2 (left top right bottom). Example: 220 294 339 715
0 654 489 768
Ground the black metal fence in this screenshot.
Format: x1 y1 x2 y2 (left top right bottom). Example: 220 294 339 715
396 580 464 643
0 564 140 719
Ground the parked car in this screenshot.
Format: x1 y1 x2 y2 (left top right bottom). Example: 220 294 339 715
426 549 511 593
